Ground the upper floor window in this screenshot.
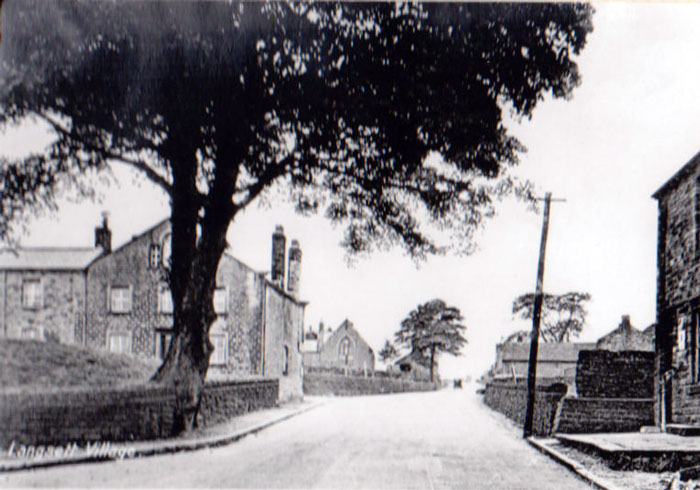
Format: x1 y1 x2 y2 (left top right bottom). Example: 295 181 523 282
149 244 162 269
22 279 42 309
109 286 133 313
339 337 352 359
210 333 227 365
158 284 173 314
213 287 228 314
161 233 172 268
108 332 131 354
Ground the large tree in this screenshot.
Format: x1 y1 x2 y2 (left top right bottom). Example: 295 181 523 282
0 1 593 429
512 291 592 343
395 299 467 382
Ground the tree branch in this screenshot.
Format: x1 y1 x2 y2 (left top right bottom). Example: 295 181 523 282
39 113 174 194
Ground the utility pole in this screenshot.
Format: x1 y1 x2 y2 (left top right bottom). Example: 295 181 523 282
523 192 564 438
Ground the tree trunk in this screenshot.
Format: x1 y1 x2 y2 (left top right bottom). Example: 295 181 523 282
429 345 436 383
152 282 215 433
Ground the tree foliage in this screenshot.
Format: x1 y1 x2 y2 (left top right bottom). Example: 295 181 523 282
395 299 467 381
0 1 593 428
512 292 591 343
378 339 399 364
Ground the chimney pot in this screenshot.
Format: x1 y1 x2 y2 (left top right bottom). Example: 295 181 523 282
287 239 302 295
271 225 286 287
95 212 112 253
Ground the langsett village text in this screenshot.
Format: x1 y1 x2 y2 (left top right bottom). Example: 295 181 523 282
6 441 136 460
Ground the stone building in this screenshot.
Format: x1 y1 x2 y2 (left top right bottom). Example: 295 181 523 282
653 150 700 425
492 342 596 382
0 217 306 400
302 319 375 374
595 315 654 352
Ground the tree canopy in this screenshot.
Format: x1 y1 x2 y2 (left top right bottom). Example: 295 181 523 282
512 291 591 343
395 299 467 381
0 1 593 429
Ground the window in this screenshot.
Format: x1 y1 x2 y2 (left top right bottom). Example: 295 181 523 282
108 333 131 354
158 284 173 313
282 345 290 376
21 327 41 340
692 313 700 383
22 279 42 309
149 244 162 269
339 337 352 359
109 286 133 313
155 330 173 359
210 333 227 365
161 233 172 267
213 288 227 314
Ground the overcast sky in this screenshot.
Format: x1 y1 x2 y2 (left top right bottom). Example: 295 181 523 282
3 3 700 379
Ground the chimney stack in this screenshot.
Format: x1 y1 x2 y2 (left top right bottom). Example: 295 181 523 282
287 239 302 295
95 212 112 253
271 225 286 287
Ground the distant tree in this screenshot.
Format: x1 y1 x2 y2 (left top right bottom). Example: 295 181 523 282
395 299 467 382
0 1 593 431
512 292 591 343
378 340 399 364
503 330 530 344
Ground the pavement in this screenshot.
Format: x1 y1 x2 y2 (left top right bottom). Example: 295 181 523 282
527 437 625 490
558 432 700 453
0 397 325 473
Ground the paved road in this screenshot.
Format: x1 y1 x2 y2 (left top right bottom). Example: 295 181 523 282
1 386 592 489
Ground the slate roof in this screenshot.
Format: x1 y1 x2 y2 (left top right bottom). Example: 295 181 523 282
0 247 104 271
499 342 597 362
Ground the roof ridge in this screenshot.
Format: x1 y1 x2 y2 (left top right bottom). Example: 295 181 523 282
0 247 99 253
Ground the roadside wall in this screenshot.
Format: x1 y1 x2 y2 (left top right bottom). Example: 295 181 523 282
303 373 437 396
555 397 655 433
576 350 654 398
0 379 278 448
483 382 566 437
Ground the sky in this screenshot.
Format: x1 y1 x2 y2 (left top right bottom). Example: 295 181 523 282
3 3 700 379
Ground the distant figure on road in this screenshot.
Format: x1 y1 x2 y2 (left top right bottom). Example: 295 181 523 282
453 379 463 389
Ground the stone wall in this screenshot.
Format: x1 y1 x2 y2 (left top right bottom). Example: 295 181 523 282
303 373 437 396
576 350 655 398
483 382 654 436
483 382 567 437
555 398 654 433
0 379 278 448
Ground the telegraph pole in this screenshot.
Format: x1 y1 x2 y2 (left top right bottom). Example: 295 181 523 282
523 192 564 438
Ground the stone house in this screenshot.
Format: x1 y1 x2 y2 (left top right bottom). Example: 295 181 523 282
302 319 375 374
0 217 306 401
0 248 102 343
653 150 700 425
595 315 654 352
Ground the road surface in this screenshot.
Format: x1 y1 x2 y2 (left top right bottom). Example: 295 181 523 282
1 386 592 488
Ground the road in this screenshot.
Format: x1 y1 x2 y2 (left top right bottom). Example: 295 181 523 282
1 386 592 489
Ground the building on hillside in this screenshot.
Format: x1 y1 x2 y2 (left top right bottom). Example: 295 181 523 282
0 216 306 400
302 319 375 375
595 315 654 352
653 150 700 426
492 342 596 383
